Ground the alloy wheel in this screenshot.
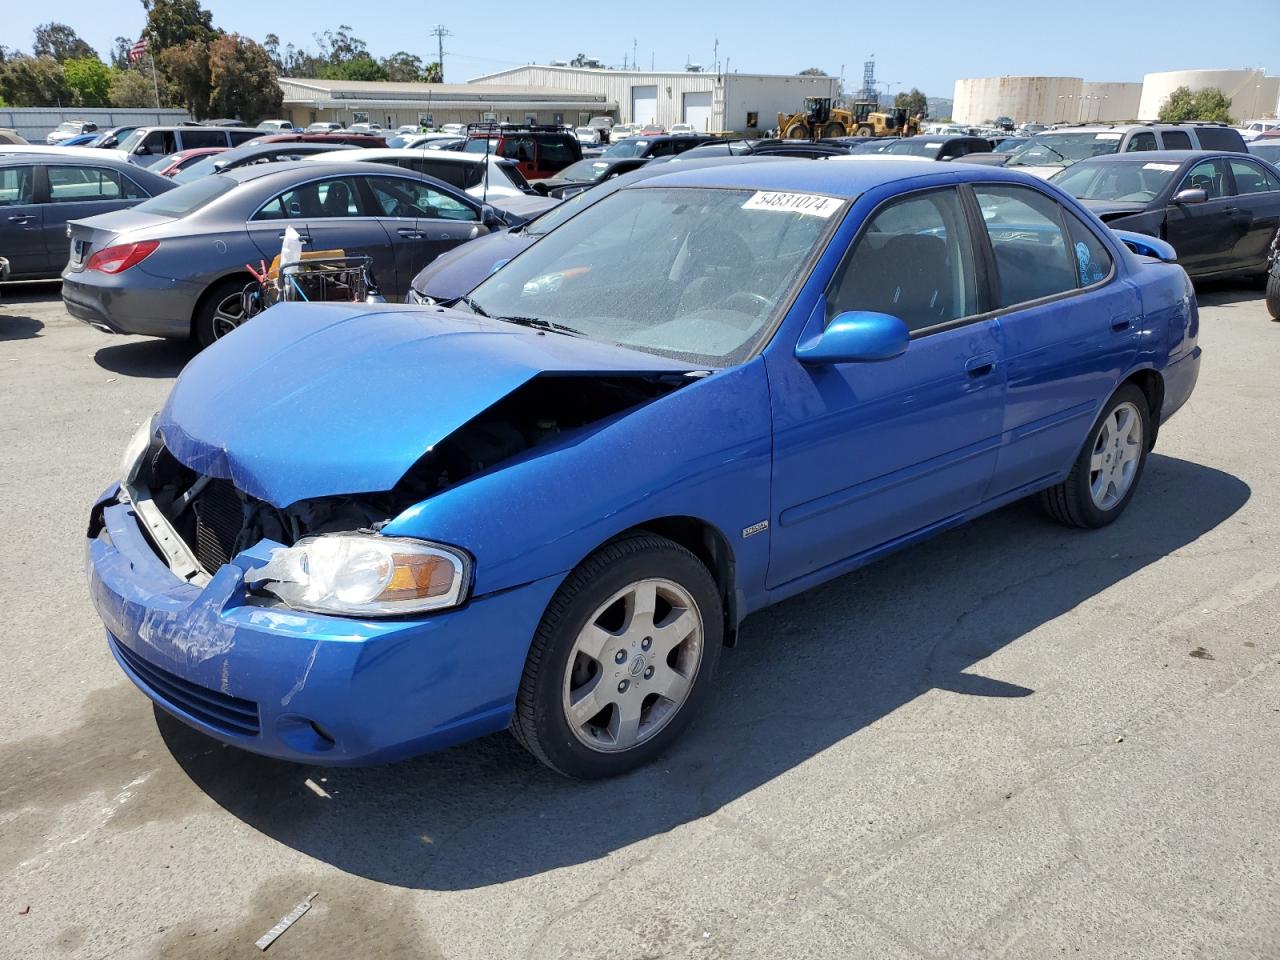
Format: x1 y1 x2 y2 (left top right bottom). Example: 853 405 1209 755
1089 400 1143 510
561 578 704 753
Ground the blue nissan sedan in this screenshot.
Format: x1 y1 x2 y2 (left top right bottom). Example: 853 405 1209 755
87 159 1201 778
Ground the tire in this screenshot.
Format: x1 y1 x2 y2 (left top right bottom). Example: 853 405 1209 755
1267 271 1280 321
511 534 723 779
1040 384 1151 529
193 277 251 349
822 122 846 139
784 123 809 140
855 125 874 137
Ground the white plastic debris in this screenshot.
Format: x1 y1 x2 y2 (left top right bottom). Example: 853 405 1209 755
280 226 304 275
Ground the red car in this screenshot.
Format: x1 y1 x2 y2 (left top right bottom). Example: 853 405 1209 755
243 132 388 148
463 125 582 181
153 147 226 177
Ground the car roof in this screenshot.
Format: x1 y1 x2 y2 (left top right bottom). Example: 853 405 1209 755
310 147 490 164
902 134 983 142
0 148 147 171
625 156 1022 198
222 159 462 185
217 141 359 162
1068 150 1224 165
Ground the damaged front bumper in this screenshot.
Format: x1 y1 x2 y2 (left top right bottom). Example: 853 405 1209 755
86 486 562 765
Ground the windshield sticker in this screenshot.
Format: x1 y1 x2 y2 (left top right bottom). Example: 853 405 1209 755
742 192 843 218
1143 162 1180 171
1094 133 1123 140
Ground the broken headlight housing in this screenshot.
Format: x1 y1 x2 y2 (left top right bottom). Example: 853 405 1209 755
246 534 471 617
120 414 158 486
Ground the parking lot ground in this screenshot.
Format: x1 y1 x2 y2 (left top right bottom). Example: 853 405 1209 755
2 282 1279 960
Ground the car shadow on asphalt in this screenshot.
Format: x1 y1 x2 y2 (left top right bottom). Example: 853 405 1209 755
0 281 63 305
95 339 195 379
157 453 1250 891
0 315 43 340
1194 280 1267 308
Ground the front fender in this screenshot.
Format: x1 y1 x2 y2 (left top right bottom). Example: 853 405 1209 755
382 359 774 608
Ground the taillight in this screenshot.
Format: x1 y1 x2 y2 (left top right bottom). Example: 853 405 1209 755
85 240 159 274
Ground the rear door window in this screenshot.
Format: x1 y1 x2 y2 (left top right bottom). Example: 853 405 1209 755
46 165 125 201
536 137 578 167
229 130 261 145
973 184 1078 306
1228 158 1280 194
255 176 368 219
1161 130 1193 149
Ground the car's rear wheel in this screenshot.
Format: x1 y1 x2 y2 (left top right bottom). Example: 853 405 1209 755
512 534 722 779
1266 271 1280 321
784 123 809 140
856 125 874 137
1041 384 1151 528
193 277 251 348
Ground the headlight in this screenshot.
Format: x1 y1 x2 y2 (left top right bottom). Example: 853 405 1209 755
246 534 471 617
120 414 157 486
406 288 436 306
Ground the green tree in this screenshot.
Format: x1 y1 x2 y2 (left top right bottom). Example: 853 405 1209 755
894 87 929 118
798 67 828 76
1158 86 1233 124
109 67 158 106
422 61 442 84
314 25 369 66
381 51 423 83
143 0 217 53
32 22 98 62
159 39 211 116
329 54 385 82
0 54 73 106
64 57 113 106
207 33 281 122
109 36 135 69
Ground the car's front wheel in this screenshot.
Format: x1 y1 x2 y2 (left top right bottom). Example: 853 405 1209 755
1041 383 1151 528
512 534 722 779
1266 271 1280 321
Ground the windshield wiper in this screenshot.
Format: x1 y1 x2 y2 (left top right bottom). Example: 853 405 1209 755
457 295 490 317
496 315 584 337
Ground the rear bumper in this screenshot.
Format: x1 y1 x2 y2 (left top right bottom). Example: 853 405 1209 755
61 269 196 339
86 488 561 765
1160 344 1201 426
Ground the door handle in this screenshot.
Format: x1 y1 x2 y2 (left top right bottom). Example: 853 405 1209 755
8 214 33 224
965 353 996 378
277 231 311 243
396 228 425 239
1111 317 1134 333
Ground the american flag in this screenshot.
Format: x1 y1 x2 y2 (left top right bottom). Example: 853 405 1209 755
128 37 148 63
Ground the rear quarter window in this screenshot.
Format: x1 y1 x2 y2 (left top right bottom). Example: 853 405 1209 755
1196 127 1246 152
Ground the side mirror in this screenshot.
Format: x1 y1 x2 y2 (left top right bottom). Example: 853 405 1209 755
795 311 910 365
479 204 504 228
1173 188 1207 205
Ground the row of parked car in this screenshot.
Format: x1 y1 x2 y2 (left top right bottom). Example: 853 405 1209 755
4 119 1280 351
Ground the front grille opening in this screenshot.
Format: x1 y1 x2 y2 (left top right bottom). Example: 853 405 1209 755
112 635 260 737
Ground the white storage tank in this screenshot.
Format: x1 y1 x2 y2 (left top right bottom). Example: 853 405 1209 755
1138 69 1279 121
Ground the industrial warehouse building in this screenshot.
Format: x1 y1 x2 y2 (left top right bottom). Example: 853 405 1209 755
469 65 840 134
277 78 614 130
954 68 1279 125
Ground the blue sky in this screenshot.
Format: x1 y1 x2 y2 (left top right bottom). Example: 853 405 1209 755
3 0 1278 98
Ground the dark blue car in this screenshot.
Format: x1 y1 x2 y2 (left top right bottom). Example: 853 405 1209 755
87 158 1200 778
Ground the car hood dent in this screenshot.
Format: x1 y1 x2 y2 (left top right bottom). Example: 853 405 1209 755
157 303 700 507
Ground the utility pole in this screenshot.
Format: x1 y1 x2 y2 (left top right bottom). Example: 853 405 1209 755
633 38 637 73
713 36 718 75
430 24 452 82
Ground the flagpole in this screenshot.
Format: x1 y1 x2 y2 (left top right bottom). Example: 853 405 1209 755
148 33 161 109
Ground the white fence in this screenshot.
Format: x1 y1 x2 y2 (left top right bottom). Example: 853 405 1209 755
0 108 192 144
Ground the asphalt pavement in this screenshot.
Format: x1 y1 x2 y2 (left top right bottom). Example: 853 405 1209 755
1 282 1278 960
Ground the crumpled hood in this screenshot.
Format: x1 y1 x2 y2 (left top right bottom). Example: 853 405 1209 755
159 303 699 507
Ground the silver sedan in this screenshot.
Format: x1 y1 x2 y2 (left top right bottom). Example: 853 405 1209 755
61 161 521 346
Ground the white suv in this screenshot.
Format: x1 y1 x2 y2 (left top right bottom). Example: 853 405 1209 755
1003 123 1248 178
